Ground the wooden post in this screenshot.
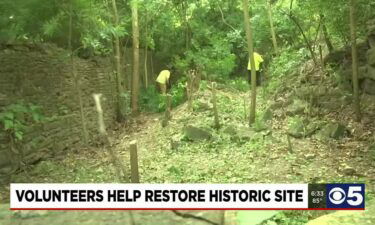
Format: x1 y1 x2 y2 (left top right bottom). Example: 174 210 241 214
212 82 220 129
130 140 140 183
166 94 172 120
287 134 293 154
162 94 172 127
187 70 196 111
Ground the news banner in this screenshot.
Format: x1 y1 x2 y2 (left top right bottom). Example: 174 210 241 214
10 183 365 210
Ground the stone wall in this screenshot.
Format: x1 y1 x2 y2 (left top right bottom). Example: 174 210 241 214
362 19 375 95
0 44 156 183
324 18 375 95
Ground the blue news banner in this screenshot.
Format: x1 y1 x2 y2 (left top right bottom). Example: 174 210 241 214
308 183 365 209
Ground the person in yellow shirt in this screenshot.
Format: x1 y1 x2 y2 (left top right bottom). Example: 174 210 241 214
247 52 264 86
156 69 171 94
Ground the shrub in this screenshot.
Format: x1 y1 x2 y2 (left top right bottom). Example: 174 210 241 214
140 82 187 113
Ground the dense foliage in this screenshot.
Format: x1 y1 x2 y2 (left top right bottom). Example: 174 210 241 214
0 0 373 113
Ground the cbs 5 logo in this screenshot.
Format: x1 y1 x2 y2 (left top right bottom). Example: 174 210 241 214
328 186 363 206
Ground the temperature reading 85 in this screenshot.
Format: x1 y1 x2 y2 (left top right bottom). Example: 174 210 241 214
329 186 363 206
312 198 322 204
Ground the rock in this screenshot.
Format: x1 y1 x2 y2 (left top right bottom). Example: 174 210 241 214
194 100 212 112
369 34 375 48
183 125 212 141
319 123 347 139
236 127 255 141
286 99 307 116
361 78 375 95
253 121 268 132
287 118 305 138
297 86 326 100
343 166 356 176
365 65 375 80
262 108 273 122
342 66 368 80
305 154 316 160
223 125 237 136
287 118 318 138
324 49 347 65
306 207 375 225
223 125 254 141
367 47 375 66
170 139 180 150
369 144 375 160
13 210 48 219
161 119 168 127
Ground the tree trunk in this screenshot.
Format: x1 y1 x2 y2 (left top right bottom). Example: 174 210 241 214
267 1 278 55
69 1 88 144
131 0 140 115
144 11 149 89
320 15 334 53
111 0 126 122
242 0 257 125
349 0 361 121
322 24 334 53
287 12 318 65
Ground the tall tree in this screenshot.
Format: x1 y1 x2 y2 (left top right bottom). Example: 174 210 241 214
143 7 149 89
111 0 126 121
68 1 88 144
131 0 140 115
266 0 278 55
349 0 361 121
320 15 334 53
242 0 257 125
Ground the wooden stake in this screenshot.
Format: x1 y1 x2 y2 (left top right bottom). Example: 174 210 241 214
287 134 293 154
162 94 172 127
130 140 140 183
212 82 220 129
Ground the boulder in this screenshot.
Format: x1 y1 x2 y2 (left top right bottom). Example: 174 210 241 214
223 125 254 141
343 166 356 176
369 34 375 48
223 125 237 136
262 108 273 122
319 123 347 140
361 78 375 95
305 153 316 160
367 47 375 66
288 118 320 138
193 100 212 112
183 125 212 141
287 117 305 138
341 66 368 81
370 144 375 160
286 99 307 116
365 65 375 80
306 205 375 225
253 121 268 132
236 127 255 141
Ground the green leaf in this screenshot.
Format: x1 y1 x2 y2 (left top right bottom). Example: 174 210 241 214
236 211 279 225
15 131 23 141
32 113 41 122
3 112 14 120
4 119 14 130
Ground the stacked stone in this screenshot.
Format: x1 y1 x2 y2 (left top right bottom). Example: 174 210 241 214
362 19 375 95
